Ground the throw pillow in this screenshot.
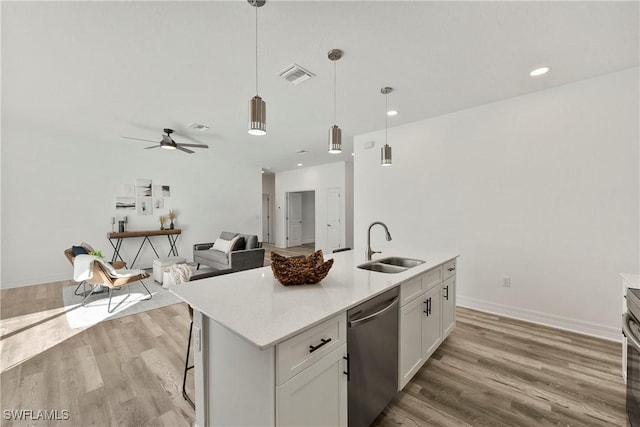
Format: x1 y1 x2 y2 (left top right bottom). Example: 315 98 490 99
231 236 245 251
211 238 231 253
72 245 89 256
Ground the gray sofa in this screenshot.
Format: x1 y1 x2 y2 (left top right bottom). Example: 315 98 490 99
193 231 263 272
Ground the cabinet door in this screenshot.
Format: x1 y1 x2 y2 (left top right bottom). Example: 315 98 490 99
399 294 426 390
276 344 347 427
442 276 456 338
422 285 442 359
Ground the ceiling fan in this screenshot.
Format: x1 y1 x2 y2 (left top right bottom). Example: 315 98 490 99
122 128 209 154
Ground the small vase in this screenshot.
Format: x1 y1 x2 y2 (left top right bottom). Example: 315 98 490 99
160 225 164 231
170 221 174 230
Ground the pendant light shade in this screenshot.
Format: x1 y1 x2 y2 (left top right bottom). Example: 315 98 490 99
249 95 266 136
248 0 266 136
327 49 343 153
381 143 392 166
381 87 393 166
329 125 342 153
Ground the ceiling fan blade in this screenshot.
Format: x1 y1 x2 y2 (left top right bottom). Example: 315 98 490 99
122 136 160 143
144 145 162 149
176 146 195 154
177 143 209 148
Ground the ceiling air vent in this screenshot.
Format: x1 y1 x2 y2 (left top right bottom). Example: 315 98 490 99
278 63 315 85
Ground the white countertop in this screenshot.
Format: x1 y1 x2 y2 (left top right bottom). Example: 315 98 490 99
621 273 640 289
170 250 458 350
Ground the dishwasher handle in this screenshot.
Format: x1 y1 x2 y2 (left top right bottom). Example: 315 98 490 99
623 313 640 351
349 296 399 328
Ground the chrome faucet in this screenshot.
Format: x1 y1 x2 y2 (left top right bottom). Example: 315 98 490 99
366 221 392 261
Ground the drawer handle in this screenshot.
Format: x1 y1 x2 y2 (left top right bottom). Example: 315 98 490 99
423 298 432 316
309 338 332 353
448 267 456 272
444 285 449 301
343 354 350 381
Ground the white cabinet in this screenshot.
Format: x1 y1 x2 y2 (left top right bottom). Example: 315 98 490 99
422 284 442 359
398 269 444 390
276 344 348 427
276 314 348 427
399 292 428 388
441 276 456 338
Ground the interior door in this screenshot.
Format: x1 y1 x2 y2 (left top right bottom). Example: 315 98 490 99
287 192 303 247
262 194 270 243
327 188 342 251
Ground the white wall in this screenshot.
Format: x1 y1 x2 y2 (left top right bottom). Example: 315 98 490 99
345 161 354 250
354 68 639 341
1 131 262 288
274 162 347 252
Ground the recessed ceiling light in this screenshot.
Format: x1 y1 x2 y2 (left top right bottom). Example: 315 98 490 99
387 110 398 116
261 170 265 174
529 66 551 77
351 152 355 156
297 163 303 167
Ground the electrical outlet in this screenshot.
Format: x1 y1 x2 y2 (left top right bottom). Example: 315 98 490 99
502 276 511 287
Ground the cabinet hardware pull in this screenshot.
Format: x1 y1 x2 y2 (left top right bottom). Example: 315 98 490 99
448 267 456 272
309 338 332 353
343 354 350 380
444 285 449 300
423 299 429 316
428 297 432 315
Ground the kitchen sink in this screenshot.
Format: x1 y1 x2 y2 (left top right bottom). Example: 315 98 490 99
377 257 425 268
357 262 407 274
357 257 425 274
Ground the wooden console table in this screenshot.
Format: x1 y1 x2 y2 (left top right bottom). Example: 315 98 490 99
108 229 181 268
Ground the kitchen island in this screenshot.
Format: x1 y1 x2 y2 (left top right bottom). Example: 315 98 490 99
171 249 458 427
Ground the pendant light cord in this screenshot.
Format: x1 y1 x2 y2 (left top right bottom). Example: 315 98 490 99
333 60 337 125
385 92 388 145
255 3 259 96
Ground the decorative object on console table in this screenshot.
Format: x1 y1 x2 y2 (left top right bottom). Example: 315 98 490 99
271 250 334 286
168 209 176 229
159 215 166 231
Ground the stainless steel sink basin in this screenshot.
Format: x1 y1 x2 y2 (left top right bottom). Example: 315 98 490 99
377 257 425 268
357 262 407 274
357 257 425 274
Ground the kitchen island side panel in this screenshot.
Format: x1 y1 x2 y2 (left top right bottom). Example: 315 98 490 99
205 315 276 427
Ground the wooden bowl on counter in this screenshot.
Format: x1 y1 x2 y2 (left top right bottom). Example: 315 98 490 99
271 250 334 286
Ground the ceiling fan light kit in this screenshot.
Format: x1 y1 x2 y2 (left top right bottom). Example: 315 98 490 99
328 48 343 154
248 0 267 136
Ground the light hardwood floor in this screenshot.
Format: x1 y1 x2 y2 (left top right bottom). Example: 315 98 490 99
1 247 626 426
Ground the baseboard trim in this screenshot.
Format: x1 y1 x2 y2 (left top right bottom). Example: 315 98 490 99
457 295 621 343
1 273 70 290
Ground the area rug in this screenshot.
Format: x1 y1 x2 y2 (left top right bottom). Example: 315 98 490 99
62 279 182 329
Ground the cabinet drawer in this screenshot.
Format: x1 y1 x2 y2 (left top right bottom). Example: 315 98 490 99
443 259 457 280
276 313 346 385
423 266 443 290
400 275 424 306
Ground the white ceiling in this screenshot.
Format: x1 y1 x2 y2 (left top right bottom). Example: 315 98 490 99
3 1 638 173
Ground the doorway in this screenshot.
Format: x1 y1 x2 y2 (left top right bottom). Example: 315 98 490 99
286 190 315 248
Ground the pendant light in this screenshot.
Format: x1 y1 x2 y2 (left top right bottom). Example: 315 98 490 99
248 0 266 136
328 49 343 154
381 87 393 166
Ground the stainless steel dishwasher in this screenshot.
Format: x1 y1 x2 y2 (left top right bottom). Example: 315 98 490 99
347 286 399 427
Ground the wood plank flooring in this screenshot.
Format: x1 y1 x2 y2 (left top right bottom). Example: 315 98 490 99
1 245 626 426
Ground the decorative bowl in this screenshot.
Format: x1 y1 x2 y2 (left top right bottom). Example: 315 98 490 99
271 250 334 286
